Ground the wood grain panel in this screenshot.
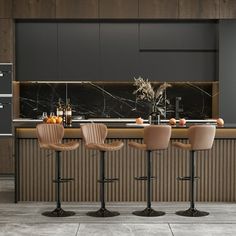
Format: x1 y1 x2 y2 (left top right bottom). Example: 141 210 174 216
0 0 12 18
56 0 98 19
220 0 236 18
0 19 13 63
13 0 56 19
179 0 220 19
0 138 13 174
99 0 138 19
139 0 178 19
17 138 236 202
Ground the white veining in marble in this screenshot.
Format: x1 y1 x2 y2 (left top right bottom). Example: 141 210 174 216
77 223 172 236
170 223 236 236
0 223 79 236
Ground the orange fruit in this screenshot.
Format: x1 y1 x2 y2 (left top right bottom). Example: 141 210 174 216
51 118 56 124
136 117 143 124
169 118 176 125
57 117 63 124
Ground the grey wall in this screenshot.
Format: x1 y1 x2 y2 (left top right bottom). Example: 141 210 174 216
219 20 236 123
16 22 217 82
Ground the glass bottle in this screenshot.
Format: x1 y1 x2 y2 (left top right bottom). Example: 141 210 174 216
65 98 72 126
56 98 64 118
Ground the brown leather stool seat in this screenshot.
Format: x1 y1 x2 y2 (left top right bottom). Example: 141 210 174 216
36 124 79 217
129 125 171 217
173 125 216 217
81 123 124 217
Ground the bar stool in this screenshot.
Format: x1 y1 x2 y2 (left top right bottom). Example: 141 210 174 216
173 125 216 217
81 123 124 217
129 125 171 217
36 124 79 217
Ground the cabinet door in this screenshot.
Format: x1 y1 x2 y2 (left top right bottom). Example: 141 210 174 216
139 0 178 19
100 23 139 81
13 0 56 18
220 0 236 18
0 97 12 134
219 20 236 122
0 138 13 174
139 23 217 50
58 23 99 81
56 0 98 19
0 19 13 63
16 23 58 81
0 0 12 18
179 0 219 19
99 0 138 18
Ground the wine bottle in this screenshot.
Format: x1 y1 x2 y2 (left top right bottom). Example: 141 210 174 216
56 98 63 118
65 98 72 126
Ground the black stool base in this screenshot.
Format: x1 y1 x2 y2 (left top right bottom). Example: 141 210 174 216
42 207 75 217
87 208 120 217
176 208 209 217
132 207 165 217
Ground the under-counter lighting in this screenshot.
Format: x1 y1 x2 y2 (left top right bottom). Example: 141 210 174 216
15 81 91 84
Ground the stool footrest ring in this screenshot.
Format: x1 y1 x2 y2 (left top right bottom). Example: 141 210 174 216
177 176 200 181
97 178 119 183
53 178 74 183
135 176 157 181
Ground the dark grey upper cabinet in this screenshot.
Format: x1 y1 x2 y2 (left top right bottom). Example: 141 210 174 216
100 23 139 81
58 23 99 80
139 52 216 81
16 23 57 81
140 23 217 50
219 20 236 122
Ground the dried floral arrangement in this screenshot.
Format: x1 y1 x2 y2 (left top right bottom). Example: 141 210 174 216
133 77 171 116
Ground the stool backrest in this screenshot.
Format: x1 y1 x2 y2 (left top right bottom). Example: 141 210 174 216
188 125 216 150
144 125 171 150
81 123 107 145
36 124 64 148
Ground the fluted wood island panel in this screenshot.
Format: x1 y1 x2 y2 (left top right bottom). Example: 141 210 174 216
15 127 236 202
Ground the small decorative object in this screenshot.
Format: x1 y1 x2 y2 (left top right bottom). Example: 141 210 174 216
169 118 176 125
135 117 144 124
216 118 224 126
133 77 171 124
179 118 186 126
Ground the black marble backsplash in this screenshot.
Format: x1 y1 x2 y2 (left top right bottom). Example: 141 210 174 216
18 82 215 119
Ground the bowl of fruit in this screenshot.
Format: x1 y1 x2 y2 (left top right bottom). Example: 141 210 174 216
43 116 63 124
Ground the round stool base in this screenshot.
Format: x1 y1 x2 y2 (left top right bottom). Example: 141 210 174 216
87 208 120 217
132 207 165 217
42 208 75 217
176 208 209 217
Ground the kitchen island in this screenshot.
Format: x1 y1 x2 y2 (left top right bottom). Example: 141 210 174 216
13 120 236 203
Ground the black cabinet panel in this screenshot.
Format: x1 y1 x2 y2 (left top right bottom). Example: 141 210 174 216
139 52 216 81
58 23 99 80
100 23 139 81
16 23 58 81
0 97 12 134
140 23 217 50
0 64 12 94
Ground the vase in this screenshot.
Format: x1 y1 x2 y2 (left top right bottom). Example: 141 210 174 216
148 103 160 125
